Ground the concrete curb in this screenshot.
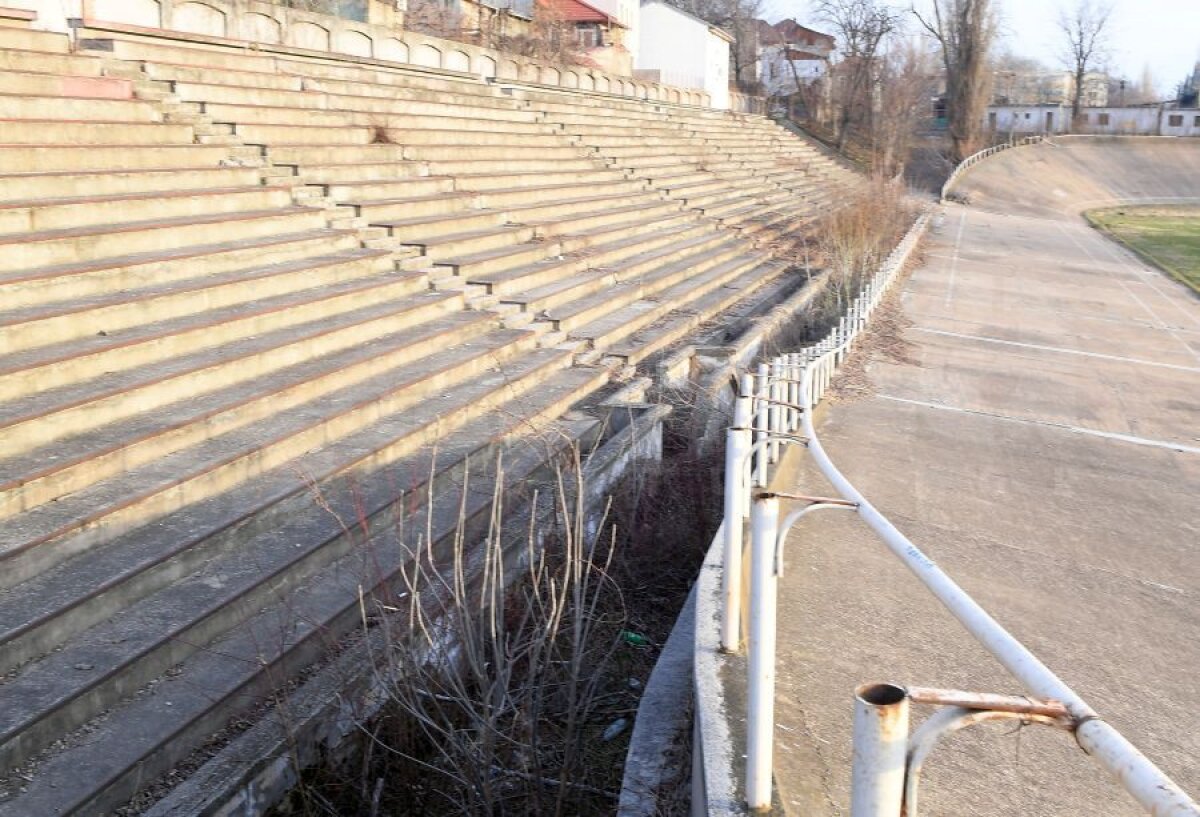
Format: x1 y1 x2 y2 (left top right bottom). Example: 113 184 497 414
618 584 698 817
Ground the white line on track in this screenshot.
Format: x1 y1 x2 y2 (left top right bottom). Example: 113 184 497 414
943 211 967 308
877 394 1200 455
1056 222 1200 363
912 327 1200 372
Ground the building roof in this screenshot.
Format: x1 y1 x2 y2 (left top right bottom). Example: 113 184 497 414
758 18 835 49
543 0 626 26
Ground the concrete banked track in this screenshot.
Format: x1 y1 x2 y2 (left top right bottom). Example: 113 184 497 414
952 135 1200 217
0 9 864 815
759 136 1200 816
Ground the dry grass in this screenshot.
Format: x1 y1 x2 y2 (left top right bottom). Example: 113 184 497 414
827 250 924 403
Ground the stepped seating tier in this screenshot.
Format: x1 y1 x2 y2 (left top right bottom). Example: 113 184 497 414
0 16 862 815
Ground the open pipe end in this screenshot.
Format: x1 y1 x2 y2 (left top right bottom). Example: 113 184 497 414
856 682 908 707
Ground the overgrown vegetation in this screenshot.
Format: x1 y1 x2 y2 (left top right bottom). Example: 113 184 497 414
814 176 918 314
1087 206 1200 294
273 425 720 816
264 187 917 816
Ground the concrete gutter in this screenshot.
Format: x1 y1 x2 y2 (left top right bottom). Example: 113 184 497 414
618 584 698 816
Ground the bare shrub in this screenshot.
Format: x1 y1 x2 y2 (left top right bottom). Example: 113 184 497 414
814 176 916 314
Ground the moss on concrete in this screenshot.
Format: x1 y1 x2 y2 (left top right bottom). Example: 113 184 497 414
1087 205 1200 295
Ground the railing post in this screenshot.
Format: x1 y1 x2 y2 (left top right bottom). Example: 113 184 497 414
850 683 909 817
745 493 781 811
720 373 754 653
753 362 769 487
769 359 783 463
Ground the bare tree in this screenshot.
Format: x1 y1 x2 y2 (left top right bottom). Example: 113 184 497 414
814 0 903 151
1058 0 1112 128
914 0 997 163
872 40 938 176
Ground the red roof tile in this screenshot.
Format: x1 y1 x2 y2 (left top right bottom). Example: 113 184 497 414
540 0 624 26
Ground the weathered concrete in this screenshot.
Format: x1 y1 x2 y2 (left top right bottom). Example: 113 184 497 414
773 199 1200 814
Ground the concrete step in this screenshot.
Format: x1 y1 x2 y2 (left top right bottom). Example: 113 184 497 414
0 184 294 235
405 143 587 162
384 128 571 148
531 200 682 238
405 223 539 261
0 69 132 98
0 311 494 665
546 240 745 332
0 118 194 145
433 235 565 279
0 274 447 493
0 263 429 407
0 298 488 528
0 143 248 174
0 227 359 311
0 292 469 588
353 190 478 221
0 165 262 201
475 178 645 208
471 221 717 295
423 156 601 175
0 47 105 76
454 168 625 192
0 206 329 274
570 253 764 350
0 328 560 770
0 359 606 817
232 121 372 146
0 92 158 121
0 25 69 53
0 247 392 358
296 160 426 186
372 208 504 242
142 60 306 91
265 143 406 166
506 190 657 223
0 7 35 26
324 174 455 202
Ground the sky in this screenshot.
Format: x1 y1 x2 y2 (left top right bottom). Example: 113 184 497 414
763 0 1200 95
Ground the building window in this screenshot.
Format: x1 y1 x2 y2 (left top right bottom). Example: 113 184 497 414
1024 112 1030 119
1081 113 1089 123
1098 113 1110 125
1195 115 1200 126
1168 114 1183 127
575 24 602 48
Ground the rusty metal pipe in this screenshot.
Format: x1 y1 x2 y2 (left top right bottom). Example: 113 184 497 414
904 705 1072 817
798 364 1200 816
851 683 909 817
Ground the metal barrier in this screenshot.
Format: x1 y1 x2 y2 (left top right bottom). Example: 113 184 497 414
718 210 1200 815
940 135 1044 201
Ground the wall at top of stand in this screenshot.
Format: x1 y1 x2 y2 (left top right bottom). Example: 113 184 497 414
22 0 719 107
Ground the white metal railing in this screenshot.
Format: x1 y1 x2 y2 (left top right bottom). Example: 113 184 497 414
717 210 1200 816
940 135 1045 201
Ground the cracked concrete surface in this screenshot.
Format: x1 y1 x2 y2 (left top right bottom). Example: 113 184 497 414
772 199 1200 816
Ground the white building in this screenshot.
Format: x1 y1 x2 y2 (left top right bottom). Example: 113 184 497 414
636 0 731 109
759 44 826 96
986 104 1200 137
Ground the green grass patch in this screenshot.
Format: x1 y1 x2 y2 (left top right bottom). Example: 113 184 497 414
1086 206 1200 295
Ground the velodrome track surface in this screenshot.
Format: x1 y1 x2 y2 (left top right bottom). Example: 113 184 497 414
771 137 1200 815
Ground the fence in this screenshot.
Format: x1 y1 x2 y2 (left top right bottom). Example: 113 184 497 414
715 209 1200 816
940 134 1044 201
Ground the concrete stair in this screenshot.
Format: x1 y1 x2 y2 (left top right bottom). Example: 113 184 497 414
0 16 862 814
